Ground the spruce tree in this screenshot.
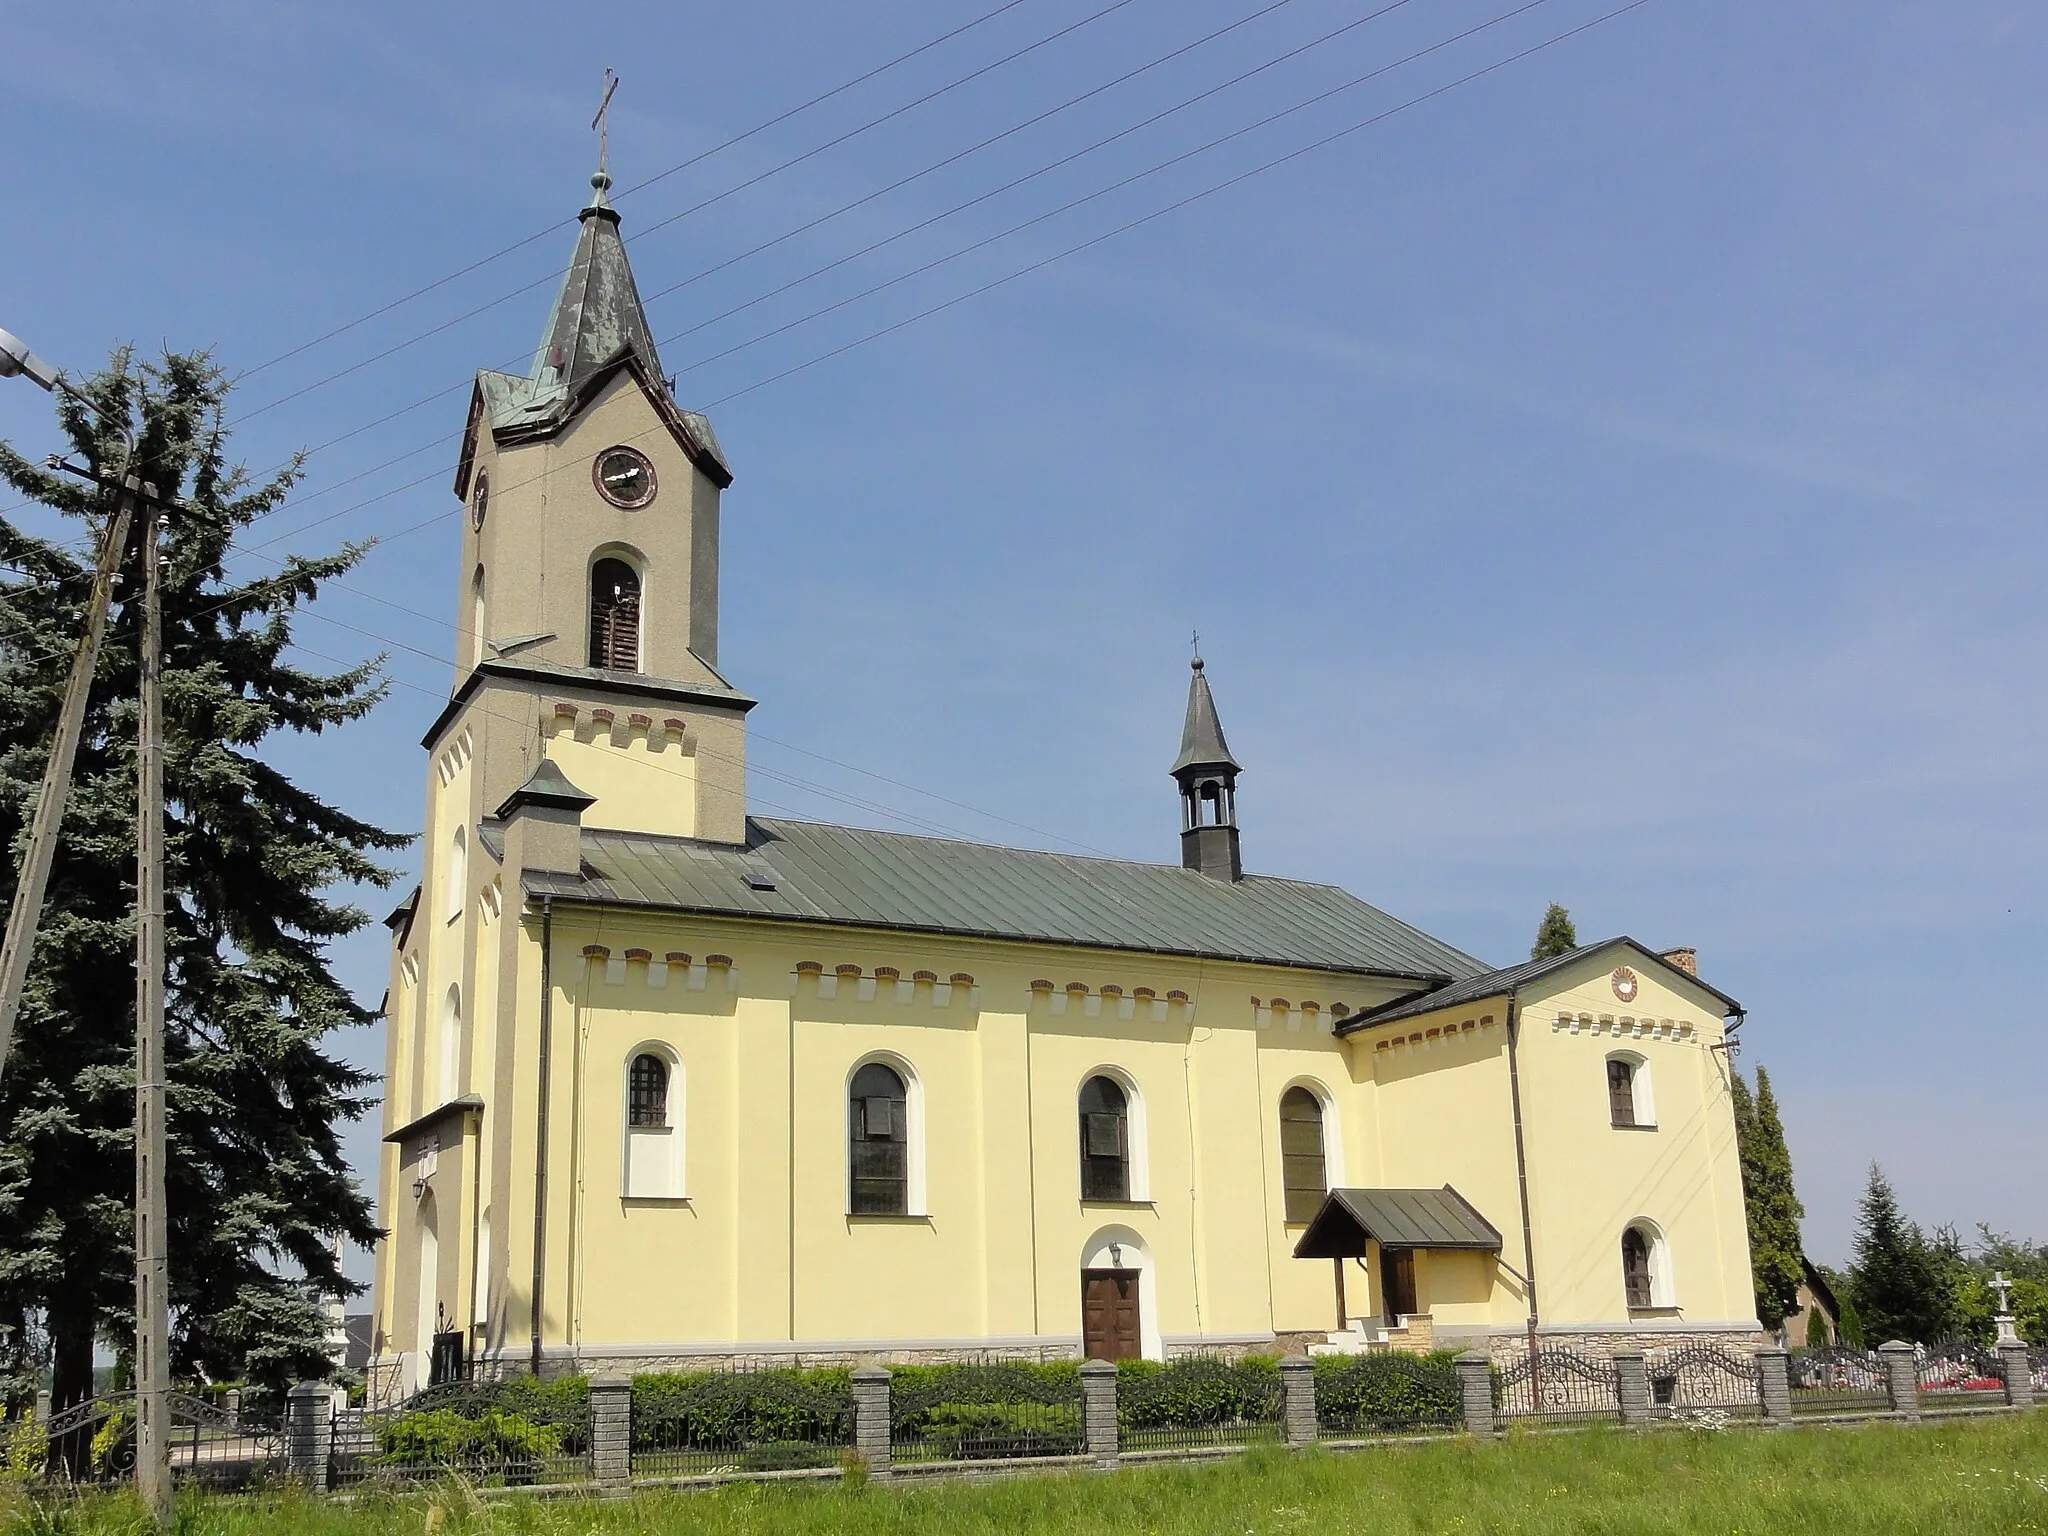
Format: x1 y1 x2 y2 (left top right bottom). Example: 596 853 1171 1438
0 350 402 1417
1848 1164 1953 1345
1732 1067 1807 1328
1530 902 1577 960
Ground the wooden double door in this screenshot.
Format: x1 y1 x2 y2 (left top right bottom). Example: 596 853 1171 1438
1081 1268 1143 1361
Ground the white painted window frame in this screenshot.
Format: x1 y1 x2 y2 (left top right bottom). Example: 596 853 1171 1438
845 1051 926 1216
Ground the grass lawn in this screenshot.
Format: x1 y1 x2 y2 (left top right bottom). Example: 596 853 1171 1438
6 1412 2045 1535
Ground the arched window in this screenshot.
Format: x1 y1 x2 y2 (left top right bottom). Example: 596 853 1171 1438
438 986 461 1104
629 1053 668 1127
589 557 641 672
1607 1053 1655 1128
445 825 466 923
1622 1221 1671 1309
622 1047 682 1199
1279 1086 1328 1223
470 566 486 668
849 1061 909 1215
1079 1075 1131 1202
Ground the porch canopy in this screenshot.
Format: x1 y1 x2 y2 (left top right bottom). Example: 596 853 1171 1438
1291 1185 1503 1259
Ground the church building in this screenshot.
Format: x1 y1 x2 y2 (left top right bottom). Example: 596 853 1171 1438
369 168 1763 1391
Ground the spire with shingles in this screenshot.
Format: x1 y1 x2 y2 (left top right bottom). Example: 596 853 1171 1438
529 169 665 398
1170 654 1244 881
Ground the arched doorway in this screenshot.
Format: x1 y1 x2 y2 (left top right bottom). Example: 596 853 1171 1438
1080 1226 1158 1361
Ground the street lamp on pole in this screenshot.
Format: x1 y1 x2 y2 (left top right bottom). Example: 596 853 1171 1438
0 326 171 1526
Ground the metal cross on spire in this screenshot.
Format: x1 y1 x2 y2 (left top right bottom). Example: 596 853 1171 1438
592 68 621 176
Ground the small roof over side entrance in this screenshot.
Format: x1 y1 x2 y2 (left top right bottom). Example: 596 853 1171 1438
1291 1186 1504 1259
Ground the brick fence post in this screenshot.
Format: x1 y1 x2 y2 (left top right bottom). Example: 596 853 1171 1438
1879 1341 1919 1420
1081 1359 1120 1466
285 1380 333 1492
1455 1351 1496 1439
1279 1358 1316 1448
851 1365 893 1479
1612 1350 1651 1425
589 1374 632 1488
1754 1347 1792 1424
1998 1342 2034 1410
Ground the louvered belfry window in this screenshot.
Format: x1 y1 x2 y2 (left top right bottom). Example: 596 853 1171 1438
1279 1086 1327 1224
589 558 642 671
849 1062 909 1215
1079 1075 1130 1202
1608 1059 1637 1127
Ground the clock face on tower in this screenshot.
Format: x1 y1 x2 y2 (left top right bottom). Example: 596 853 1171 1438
594 445 657 509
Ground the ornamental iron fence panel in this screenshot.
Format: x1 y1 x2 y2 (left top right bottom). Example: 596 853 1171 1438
1916 1339 2005 1408
0 1392 283 1490
1116 1356 1282 1453
330 1378 591 1488
629 1365 853 1478
1496 1348 1621 1425
1787 1345 1890 1415
1311 1353 1462 1438
1646 1344 1762 1417
889 1363 1083 1462
2031 1346 2048 1396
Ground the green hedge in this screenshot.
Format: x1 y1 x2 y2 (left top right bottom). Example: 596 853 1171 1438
1116 1355 1282 1428
374 1407 564 1469
631 1369 852 1451
1311 1350 1461 1428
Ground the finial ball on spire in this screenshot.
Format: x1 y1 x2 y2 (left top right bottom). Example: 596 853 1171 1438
591 169 613 195
1191 656 1205 672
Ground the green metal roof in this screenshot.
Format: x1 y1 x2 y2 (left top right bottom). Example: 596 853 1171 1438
1291 1186 1505 1258
503 817 1491 982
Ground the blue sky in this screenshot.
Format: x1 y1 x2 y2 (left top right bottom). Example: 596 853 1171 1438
3 0 2043 1285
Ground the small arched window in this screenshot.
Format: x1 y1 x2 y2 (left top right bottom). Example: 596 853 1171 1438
445 825 466 923
1079 1075 1131 1202
437 985 461 1106
1622 1226 1654 1309
628 1053 669 1127
849 1062 909 1215
589 558 641 672
470 565 486 668
1607 1053 1655 1128
1279 1086 1327 1223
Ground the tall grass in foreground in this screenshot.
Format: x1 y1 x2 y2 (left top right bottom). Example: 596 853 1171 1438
5 1411 2043 1535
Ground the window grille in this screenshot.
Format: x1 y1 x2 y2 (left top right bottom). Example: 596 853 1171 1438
1278 1086 1327 1224
1608 1059 1637 1126
850 1062 908 1215
1622 1226 1653 1308
1079 1076 1130 1202
589 558 642 671
628 1054 668 1127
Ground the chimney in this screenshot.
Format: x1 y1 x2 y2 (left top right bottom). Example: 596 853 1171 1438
1659 946 1698 977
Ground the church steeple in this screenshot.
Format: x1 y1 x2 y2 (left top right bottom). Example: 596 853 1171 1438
529 169 665 401
1172 655 1244 882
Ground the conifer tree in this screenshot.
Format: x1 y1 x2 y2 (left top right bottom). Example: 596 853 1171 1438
1530 902 1577 960
0 350 401 1415
1848 1164 1953 1345
1731 1066 1806 1327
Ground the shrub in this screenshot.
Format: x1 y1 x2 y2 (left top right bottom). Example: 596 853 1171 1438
1312 1350 1460 1429
374 1407 563 1471
906 1402 1083 1459
1117 1355 1281 1429
889 1363 1084 1458
631 1369 852 1452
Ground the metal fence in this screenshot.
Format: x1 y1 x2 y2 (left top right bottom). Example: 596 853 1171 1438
1496 1347 1622 1426
1 1391 283 1490
330 1379 591 1489
1787 1345 1890 1416
1647 1343 1762 1417
2032 1346 2048 1397
1116 1356 1282 1453
889 1363 1084 1462
1312 1353 1462 1438
1916 1339 2006 1409
630 1366 852 1477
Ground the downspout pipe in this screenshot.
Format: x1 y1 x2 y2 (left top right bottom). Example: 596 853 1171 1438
529 896 554 1377
1504 996 1541 1354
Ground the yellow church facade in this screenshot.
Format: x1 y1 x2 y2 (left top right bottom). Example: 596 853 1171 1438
368 170 1761 1392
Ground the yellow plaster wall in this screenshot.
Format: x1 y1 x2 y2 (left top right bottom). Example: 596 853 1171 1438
539 714 699 839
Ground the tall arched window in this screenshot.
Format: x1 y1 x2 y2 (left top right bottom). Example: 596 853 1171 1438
1079 1075 1131 1202
1279 1086 1328 1223
470 566 486 668
438 986 461 1104
849 1061 909 1215
623 1047 682 1199
589 557 641 672
1621 1226 1653 1308
1607 1053 1655 1128
445 825 466 923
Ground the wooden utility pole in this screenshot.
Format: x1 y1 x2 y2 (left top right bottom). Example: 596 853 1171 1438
0 490 135 1079
133 488 171 1526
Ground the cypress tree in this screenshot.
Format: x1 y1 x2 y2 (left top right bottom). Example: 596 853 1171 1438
0 350 402 1417
1530 902 1577 960
1733 1066 1807 1328
1848 1164 1952 1345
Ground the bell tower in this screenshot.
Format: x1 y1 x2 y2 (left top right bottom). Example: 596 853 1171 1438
1171 655 1243 882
